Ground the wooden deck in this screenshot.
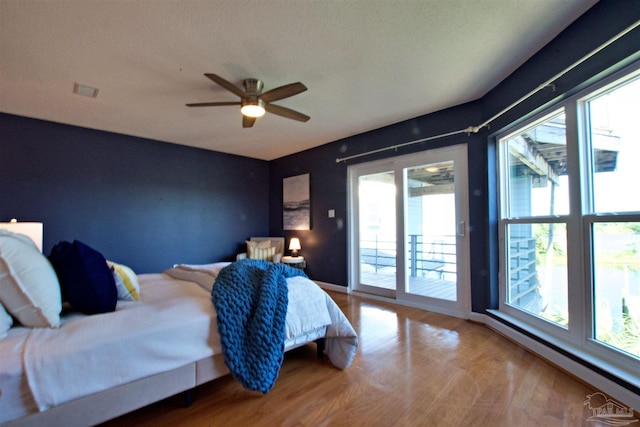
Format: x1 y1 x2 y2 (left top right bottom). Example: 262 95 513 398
360 270 456 300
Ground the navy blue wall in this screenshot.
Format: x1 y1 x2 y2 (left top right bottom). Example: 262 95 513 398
269 0 640 314
0 114 270 273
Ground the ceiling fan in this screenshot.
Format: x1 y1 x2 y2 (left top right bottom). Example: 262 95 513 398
186 73 310 128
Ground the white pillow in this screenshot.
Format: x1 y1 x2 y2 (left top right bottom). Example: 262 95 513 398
175 262 230 278
164 267 217 292
0 303 13 340
0 230 61 328
165 262 231 292
107 261 140 301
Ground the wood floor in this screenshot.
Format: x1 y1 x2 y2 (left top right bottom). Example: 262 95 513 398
100 291 634 427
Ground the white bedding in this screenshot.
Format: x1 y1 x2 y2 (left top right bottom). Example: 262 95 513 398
23 274 217 412
0 327 36 424
0 268 357 424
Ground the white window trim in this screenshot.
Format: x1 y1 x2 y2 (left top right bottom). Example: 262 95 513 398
496 60 640 401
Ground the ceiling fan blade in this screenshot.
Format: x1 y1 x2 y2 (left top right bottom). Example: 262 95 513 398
204 73 245 98
186 101 241 107
260 82 307 103
264 103 310 122
243 116 256 128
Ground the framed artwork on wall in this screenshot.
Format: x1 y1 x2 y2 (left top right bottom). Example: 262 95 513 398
283 173 310 230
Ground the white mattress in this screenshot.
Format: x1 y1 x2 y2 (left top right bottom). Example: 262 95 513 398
0 271 357 424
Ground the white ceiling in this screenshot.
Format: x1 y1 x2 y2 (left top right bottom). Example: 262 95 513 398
0 0 597 161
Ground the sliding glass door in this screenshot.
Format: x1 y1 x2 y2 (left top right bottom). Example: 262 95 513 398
355 168 397 298
403 160 459 301
349 144 470 318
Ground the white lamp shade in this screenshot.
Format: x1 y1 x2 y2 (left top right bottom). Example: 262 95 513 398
0 221 44 252
289 237 301 251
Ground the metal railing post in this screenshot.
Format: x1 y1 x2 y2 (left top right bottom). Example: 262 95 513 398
409 234 417 277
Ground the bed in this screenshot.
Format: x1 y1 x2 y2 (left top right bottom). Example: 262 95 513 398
0 233 358 427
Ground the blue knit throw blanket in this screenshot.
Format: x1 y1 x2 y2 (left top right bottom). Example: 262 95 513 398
212 259 307 393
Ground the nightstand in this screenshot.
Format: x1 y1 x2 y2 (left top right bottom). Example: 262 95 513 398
281 256 306 270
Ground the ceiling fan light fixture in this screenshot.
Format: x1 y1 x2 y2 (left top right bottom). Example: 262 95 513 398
241 99 265 118
187 74 309 128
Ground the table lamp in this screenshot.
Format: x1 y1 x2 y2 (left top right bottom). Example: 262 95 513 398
0 219 44 252
289 237 301 257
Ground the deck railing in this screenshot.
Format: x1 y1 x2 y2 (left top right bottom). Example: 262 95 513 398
360 234 456 278
360 235 539 301
508 237 539 306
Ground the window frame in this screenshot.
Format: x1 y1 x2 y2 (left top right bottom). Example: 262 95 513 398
497 107 574 343
496 60 640 386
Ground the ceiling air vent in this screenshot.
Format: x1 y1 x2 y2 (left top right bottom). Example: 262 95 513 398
73 82 99 98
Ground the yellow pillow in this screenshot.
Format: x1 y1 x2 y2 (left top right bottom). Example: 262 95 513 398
107 261 140 301
247 241 277 262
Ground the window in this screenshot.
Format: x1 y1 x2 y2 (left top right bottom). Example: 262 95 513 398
497 63 640 382
584 73 640 360
501 110 569 327
500 111 569 329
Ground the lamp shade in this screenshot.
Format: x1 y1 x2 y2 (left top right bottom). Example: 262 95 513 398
240 104 265 118
289 237 301 257
241 99 266 118
0 219 43 252
289 238 301 251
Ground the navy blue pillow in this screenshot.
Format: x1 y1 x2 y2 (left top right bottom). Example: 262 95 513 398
49 240 117 315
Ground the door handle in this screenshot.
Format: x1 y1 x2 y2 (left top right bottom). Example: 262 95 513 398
457 221 465 237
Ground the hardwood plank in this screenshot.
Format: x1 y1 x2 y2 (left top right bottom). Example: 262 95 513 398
100 291 636 427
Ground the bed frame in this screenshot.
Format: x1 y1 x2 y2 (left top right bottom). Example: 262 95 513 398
4 354 226 427
5 338 326 427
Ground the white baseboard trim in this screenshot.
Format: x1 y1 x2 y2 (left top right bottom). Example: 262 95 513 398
468 312 486 324
477 312 640 411
313 281 349 293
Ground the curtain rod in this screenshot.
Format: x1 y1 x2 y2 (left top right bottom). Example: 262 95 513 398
336 19 640 164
